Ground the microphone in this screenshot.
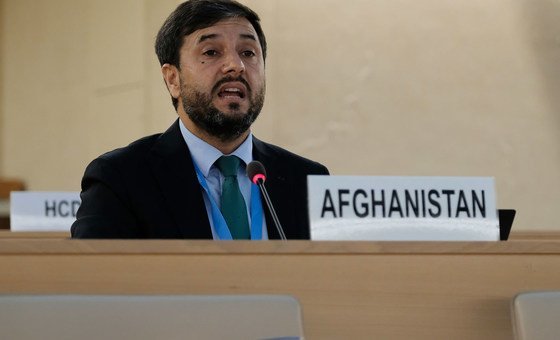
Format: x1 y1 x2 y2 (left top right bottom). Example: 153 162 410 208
246 161 287 241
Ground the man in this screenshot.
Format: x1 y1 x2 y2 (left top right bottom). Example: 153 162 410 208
71 0 329 239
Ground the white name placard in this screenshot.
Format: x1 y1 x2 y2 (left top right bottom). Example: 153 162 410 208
308 176 499 241
10 191 81 231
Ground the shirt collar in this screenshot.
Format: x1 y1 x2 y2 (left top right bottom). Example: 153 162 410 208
179 119 253 177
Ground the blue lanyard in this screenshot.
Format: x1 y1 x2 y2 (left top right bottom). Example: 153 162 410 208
193 163 263 240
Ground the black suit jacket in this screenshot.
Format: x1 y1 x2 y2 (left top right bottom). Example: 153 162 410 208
71 120 329 239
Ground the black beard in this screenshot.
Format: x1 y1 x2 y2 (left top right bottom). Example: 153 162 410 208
180 77 264 143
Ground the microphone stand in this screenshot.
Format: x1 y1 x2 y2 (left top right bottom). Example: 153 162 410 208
255 179 287 241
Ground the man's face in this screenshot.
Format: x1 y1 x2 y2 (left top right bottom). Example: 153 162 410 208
177 17 266 142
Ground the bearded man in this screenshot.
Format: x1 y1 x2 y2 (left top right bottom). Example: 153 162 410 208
71 0 329 239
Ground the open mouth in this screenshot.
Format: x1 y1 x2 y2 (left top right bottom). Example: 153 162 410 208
217 83 247 99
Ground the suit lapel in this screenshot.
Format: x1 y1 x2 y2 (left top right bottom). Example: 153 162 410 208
252 138 294 240
148 120 212 239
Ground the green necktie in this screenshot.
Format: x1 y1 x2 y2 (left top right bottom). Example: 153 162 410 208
216 156 250 239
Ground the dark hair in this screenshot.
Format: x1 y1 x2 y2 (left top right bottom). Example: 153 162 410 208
155 0 267 110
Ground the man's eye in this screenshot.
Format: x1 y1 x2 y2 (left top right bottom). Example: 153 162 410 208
203 50 218 56
241 50 256 57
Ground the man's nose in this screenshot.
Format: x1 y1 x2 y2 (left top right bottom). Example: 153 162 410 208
221 52 245 75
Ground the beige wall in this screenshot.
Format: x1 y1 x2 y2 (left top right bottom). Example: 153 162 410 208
0 0 4 173
1 0 559 230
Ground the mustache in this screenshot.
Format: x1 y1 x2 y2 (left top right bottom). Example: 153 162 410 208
211 76 251 94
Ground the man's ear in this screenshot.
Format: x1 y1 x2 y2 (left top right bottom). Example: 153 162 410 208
161 63 181 99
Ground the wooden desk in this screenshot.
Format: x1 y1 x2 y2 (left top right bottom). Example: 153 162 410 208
0 199 9 230
509 230 560 240
0 178 25 230
1 240 560 339
0 231 70 238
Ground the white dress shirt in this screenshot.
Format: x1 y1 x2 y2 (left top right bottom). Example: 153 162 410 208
179 120 268 240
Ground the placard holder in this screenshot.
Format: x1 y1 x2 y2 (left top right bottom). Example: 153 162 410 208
499 209 516 241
